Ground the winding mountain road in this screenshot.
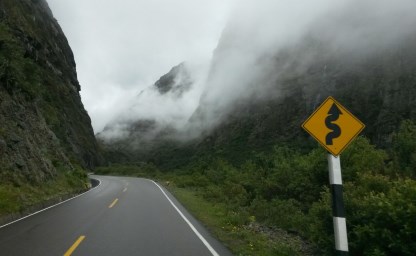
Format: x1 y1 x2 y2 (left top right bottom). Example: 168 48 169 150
0 175 232 256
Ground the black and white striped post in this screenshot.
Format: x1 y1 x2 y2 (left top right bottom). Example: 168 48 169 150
302 96 365 255
328 154 348 255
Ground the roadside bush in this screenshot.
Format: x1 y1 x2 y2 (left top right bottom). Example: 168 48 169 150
308 189 333 255
222 182 250 207
341 136 388 180
251 198 307 232
346 176 416 256
65 166 88 188
202 184 223 202
391 120 416 177
308 174 416 256
174 173 210 188
256 146 326 208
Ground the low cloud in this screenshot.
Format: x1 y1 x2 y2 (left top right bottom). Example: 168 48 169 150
47 0 234 132
192 0 416 130
50 0 416 144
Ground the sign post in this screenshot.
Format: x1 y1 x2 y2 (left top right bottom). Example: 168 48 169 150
328 154 348 255
302 96 365 255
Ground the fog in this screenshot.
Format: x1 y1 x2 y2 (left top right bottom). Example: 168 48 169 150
194 0 416 129
47 0 234 132
49 0 416 142
98 61 209 141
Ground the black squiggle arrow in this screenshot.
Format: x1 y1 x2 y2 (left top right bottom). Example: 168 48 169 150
325 103 342 145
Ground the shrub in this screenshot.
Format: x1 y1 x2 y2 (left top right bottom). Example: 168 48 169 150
347 177 416 256
341 136 388 180
391 120 416 177
308 175 416 256
307 189 333 255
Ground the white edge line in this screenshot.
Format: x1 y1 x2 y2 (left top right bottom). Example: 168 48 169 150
0 178 102 229
151 180 220 256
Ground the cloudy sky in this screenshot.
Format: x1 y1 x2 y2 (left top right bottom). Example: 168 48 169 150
47 0 235 132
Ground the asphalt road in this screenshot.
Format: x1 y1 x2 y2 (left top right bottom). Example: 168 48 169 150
0 175 233 256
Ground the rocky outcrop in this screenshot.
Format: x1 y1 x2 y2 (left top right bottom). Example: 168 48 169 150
0 0 102 186
154 63 193 97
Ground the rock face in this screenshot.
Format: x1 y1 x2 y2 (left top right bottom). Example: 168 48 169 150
0 0 102 185
154 62 193 97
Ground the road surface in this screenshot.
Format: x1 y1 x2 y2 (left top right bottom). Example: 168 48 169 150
0 175 233 256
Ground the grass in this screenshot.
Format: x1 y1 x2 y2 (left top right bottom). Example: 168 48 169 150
166 186 306 256
0 172 88 217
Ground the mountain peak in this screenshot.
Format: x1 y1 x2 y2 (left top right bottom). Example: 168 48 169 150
154 62 193 97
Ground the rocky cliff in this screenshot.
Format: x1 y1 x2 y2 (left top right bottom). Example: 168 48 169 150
0 0 101 215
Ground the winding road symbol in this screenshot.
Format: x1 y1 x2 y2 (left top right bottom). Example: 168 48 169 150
325 103 342 145
301 96 365 156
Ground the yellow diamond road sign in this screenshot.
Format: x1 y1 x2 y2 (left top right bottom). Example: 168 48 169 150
302 96 365 156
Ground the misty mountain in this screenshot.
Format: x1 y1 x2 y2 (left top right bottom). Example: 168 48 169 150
190 36 416 163
99 0 416 168
0 0 102 210
97 62 196 162
154 62 193 96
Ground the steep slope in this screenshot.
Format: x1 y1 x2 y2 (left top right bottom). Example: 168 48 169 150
103 32 416 166
191 1 414 164
188 34 416 164
0 0 101 216
98 1 416 169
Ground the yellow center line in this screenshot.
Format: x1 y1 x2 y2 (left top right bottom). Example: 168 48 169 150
64 235 85 256
108 198 119 208
123 187 127 193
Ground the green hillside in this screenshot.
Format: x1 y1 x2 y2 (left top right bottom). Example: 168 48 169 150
0 0 102 220
98 24 416 256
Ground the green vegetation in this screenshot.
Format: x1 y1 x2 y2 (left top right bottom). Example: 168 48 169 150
0 1 100 221
170 187 309 256
0 169 88 217
96 120 416 255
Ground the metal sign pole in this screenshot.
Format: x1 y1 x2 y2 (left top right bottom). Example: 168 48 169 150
327 154 349 255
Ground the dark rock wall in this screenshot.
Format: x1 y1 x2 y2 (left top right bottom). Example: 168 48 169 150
0 0 102 184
